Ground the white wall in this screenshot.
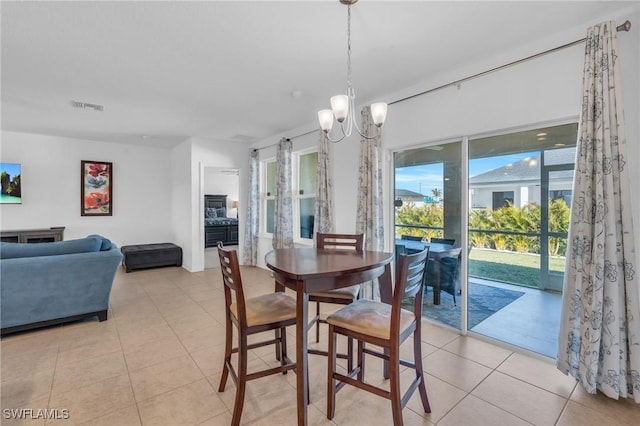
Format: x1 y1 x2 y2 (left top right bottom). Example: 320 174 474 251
170 139 193 269
250 9 640 270
0 131 249 273
0 131 173 246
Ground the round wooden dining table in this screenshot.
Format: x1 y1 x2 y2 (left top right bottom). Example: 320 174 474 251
265 247 394 426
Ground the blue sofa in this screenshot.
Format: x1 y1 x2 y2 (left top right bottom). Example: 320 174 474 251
0 235 123 335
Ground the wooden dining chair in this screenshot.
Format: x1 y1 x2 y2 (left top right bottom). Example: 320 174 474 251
216 242 297 426
326 248 431 426
308 233 364 370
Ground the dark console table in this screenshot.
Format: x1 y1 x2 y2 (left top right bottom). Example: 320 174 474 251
0 227 65 243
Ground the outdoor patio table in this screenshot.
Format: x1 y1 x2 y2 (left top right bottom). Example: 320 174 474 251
395 239 456 305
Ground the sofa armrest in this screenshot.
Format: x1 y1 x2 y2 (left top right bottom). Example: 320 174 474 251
0 246 123 330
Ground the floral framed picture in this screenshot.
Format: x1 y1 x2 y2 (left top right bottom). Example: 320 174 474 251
81 160 112 216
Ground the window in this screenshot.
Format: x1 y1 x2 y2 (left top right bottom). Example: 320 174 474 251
261 150 317 240
550 189 572 205
492 191 514 210
297 151 317 239
263 160 276 234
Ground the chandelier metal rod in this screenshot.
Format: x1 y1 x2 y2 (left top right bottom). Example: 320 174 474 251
319 0 383 143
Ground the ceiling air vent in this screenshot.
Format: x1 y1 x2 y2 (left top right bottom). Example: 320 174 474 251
71 100 104 112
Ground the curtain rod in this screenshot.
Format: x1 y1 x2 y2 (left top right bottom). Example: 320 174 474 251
252 128 318 152
260 19 631 146
389 20 631 106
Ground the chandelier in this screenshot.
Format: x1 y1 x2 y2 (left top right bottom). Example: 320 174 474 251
317 0 387 143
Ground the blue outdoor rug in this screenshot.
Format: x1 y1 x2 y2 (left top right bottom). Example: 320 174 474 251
420 283 525 329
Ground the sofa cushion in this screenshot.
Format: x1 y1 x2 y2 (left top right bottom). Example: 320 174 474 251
0 236 102 259
86 234 113 251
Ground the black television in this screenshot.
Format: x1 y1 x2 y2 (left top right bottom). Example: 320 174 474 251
1 162 22 204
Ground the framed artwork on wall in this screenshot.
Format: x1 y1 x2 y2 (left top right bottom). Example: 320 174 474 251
0 162 22 204
81 160 112 216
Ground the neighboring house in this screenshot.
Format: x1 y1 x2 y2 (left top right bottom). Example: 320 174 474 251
469 149 575 210
394 189 439 208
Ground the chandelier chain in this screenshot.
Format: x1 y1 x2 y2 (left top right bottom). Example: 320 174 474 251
346 5 352 90
317 0 386 142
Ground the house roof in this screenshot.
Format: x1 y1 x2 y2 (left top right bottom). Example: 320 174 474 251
470 149 575 185
395 189 424 198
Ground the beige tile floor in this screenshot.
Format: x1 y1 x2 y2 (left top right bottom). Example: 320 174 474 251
2 265 639 425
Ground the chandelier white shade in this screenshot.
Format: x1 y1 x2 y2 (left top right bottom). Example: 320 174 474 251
318 109 334 133
318 0 387 142
370 103 388 126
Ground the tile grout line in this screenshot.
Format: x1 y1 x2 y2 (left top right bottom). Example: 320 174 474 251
112 297 146 426
43 330 61 426
146 271 233 419
115 279 225 422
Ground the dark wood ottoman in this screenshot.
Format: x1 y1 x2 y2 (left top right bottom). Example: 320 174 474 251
120 243 182 273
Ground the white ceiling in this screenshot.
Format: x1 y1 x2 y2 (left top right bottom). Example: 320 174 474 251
1 1 635 149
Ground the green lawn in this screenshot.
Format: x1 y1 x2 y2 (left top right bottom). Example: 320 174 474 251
469 248 566 288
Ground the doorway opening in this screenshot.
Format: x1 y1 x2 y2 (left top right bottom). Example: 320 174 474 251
204 167 240 269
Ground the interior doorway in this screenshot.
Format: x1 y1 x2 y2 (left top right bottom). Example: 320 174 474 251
203 167 240 269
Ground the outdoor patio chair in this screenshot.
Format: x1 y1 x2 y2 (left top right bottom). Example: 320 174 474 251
426 247 462 305
430 237 455 245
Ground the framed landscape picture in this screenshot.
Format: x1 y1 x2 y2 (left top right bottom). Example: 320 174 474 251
81 160 112 216
0 162 22 204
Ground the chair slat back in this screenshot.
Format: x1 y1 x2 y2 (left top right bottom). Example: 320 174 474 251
217 242 247 324
392 248 429 337
316 233 364 252
397 248 429 300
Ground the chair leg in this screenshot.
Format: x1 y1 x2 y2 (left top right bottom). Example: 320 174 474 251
280 326 288 374
231 334 248 426
357 340 365 382
315 301 321 343
327 324 338 420
218 317 233 392
275 328 282 362
347 337 354 373
414 322 431 413
389 346 403 426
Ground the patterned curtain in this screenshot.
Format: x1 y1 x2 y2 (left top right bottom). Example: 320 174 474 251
314 131 334 237
272 138 294 249
242 149 259 265
556 21 639 403
356 106 384 299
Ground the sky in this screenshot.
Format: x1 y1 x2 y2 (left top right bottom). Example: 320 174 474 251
395 152 533 195
0 162 21 178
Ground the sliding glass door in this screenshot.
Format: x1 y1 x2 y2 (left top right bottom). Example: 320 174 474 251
467 123 576 356
394 140 463 330
393 122 576 356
